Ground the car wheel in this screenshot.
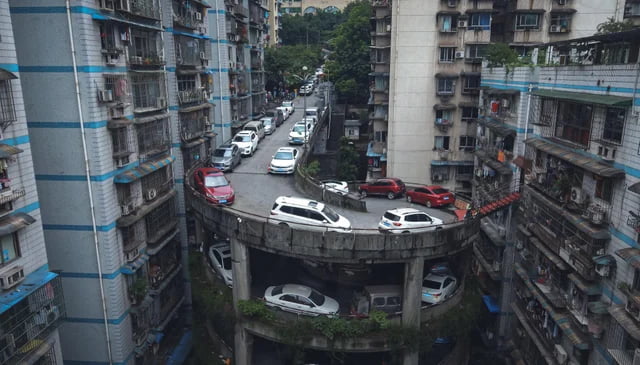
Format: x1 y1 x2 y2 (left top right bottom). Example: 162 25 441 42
407 195 413 203
278 222 289 228
387 192 396 200
426 200 432 208
360 190 367 198
402 230 410 234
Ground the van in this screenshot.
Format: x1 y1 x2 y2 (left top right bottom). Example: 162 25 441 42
305 108 320 124
352 285 402 316
265 109 284 127
243 121 265 140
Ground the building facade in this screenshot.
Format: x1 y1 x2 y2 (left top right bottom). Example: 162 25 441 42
267 0 283 46
379 0 621 194
473 30 640 365
281 0 350 15
0 1 66 363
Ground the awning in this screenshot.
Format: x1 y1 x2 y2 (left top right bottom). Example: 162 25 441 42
179 103 212 113
525 138 625 178
182 138 206 149
435 72 458 78
135 112 170 124
0 68 17 81
477 118 517 137
0 144 23 159
529 236 569 271
0 266 57 315
107 118 133 129
532 89 632 107
91 13 163 31
482 295 500 314
513 8 546 13
609 305 640 341
475 149 513 175
616 248 640 270
433 103 457 111
114 155 175 184
629 182 640 194
512 155 532 170
593 254 616 266
431 160 474 166
121 254 149 275
550 8 577 13
0 213 35 236
567 273 600 295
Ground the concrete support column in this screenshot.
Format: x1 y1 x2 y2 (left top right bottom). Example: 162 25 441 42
234 324 253 365
231 235 252 365
402 257 424 365
194 219 206 248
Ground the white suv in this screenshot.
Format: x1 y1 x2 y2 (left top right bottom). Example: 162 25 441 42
270 196 352 232
232 130 258 156
378 208 443 234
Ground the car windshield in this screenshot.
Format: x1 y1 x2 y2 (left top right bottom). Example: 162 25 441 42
423 279 442 290
262 120 272 126
283 102 292 107
222 257 232 270
309 290 325 306
204 175 228 187
432 188 449 194
234 135 250 142
322 206 340 222
274 151 293 160
292 125 306 133
214 149 231 157
383 212 401 221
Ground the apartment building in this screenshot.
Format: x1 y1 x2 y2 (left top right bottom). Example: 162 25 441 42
0 1 66 364
5 0 221 361
377 0 621 194
267 0 282 46
625 0 640 25
473 29 640 365
281 0 349 15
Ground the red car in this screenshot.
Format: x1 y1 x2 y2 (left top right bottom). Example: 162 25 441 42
194 168 235 205
406 185 454 208
358 178 406 200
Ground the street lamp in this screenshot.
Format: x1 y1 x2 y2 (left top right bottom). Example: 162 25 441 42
292 65 312 149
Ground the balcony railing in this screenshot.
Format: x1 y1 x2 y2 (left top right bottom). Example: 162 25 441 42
0 187 24 205
628 212 640 233
233 3 249 17
130 0 161 19
178 88 206 105
180 116 207 141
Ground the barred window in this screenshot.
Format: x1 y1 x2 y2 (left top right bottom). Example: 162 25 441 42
131 74 164 110
136 118 170 157
0 80 16 129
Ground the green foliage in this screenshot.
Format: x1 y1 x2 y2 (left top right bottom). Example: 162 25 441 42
486 43 520 67
238 299 275 321
264 45 324 91
131 278 147 300
280 12 347 46
368 310 390 329
302 160 321 177
336 137 359 181
325 1 372 104
596 17 635 34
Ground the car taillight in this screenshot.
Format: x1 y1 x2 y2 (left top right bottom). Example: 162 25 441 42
270 211 277 215
393 222 402 227
433 293 441 297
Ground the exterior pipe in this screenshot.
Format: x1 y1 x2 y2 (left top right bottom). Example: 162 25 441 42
65 1 114 364
214 0 226 142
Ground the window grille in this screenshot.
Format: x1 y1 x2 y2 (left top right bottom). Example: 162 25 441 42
0 80 16 132
136 118 170 158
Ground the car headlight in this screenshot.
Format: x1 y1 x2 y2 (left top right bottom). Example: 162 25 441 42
206 193 214 199
224 161 231 166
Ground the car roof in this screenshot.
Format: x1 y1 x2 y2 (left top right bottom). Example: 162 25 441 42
197 167 223 176
235 131 253 136
424 273 452 282
281 284 312 296
386 208 422 216
276 147 296 153
275 196 325 211
425 185 446 190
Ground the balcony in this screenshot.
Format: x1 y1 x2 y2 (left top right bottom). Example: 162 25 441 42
473 241 502 281
145 196 178 245
180 114 207 142
128 0 161 19
178 88 207 105
434 118 452 131
233 2 249 18
0 187 24 206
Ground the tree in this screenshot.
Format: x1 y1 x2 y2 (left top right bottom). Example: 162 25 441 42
280 12 347 46
595 17 635 34
264 45 323 92
336 137 359 181
324 1 371 104
486 43 520 67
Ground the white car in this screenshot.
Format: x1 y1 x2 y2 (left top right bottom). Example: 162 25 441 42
264 284 339 317
321 180 349 196
281 101 295 114
295 120 314 134
207 242 233 287
301 117 316 129
268 147 299 175
377 208 443 234
276 106 290 120
421 273 457 305
232 131 259 156
288 124 309 145
270 196 352 232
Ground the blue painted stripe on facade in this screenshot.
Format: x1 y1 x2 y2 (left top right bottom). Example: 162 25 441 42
480 82 529 92
207 9 226 14
66 309 129 325
28 121 108 129
0 63 19 72
169 105 179 111
43 221 117 232
213 123 231 127
592 339 615 365
212 96 230 100
175 178 184 184
19 65 129 73
35 159 149 182
209 39 230 44
610 225 638 248
58 271 120 280
1 135 29 146
13 202 40 215
482 78 640 95
167 67 176 72
166 27 211 40
601 284 624 305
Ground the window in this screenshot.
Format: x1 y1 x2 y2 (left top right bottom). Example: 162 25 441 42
466 44 487 59
457 165 474 176
0 233 19 265
437 78 455 95
439 15 457 32
555 101 593 146
136 118 170 157
436 110 452 124
463 76 480 93
459 136 476 151
603 108 625 144
373 49 387 63
461 107 478 121
469 13 491 29
374 130 387 142
439 47 456 63
550 14 571 32
131 74 164 110
431 166 449 181
435 136 450 150
111 126 132 157
595 178 613 202
0 80 16 128
516 13 540 30
99 23 118 52
539 98 554 126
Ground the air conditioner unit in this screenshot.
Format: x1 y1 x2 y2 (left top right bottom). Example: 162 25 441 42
115 156 129 168
549 25 562 33
554 345 568 365
156 97 166 108
106 55 119 66
433 174 443 181
455 51 465 59
447 0 457 7
0 265 25 290
145 188 157 201
99 89 113 102
109 105 125 119
125 247 140 262
457 20 467 28
121 202 134 216
570 187 583 204
195 12 202 21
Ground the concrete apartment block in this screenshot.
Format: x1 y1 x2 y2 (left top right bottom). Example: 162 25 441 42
281 0 351 15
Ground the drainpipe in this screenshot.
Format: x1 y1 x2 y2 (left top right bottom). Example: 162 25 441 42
65 2 114 364
214 0 227 142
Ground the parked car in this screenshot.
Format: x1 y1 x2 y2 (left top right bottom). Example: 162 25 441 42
268 147 299 175
351 285 402 316
232 131 258 156
276 106 290 120
321 180 349 196
377 208 443 234
264 284 339 317
281 101 295 114
305 107 320 124
208 241 233 287
406 185 455 207
295 120 314 134
421 273 457 305
288 124 309 145
210 144 241 172
260 117 275 135
358 178 406 199
243 121 265 140
194 167 235 205
265 109 284 127
270 196 352 232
